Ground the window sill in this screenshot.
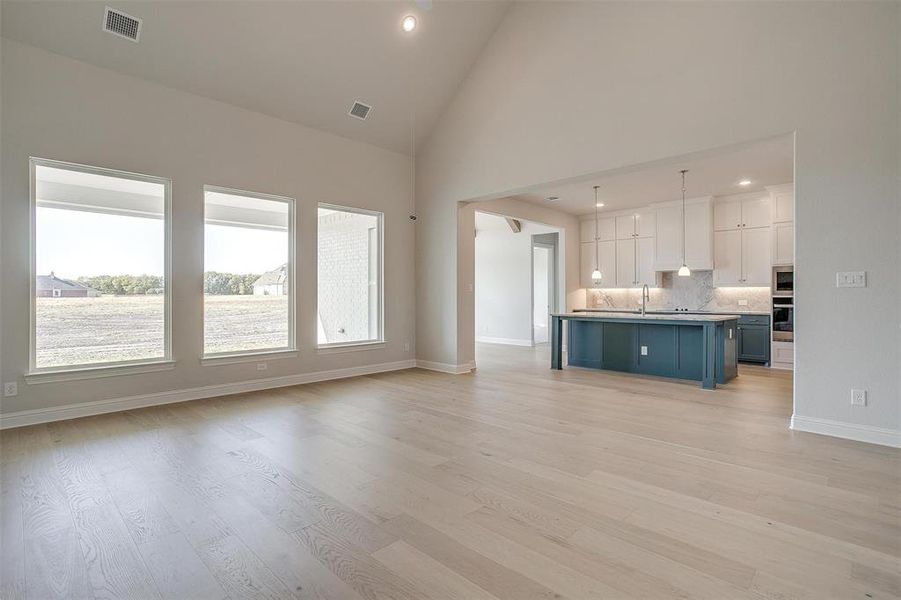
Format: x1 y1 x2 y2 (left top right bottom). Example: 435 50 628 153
200 349 298 366
25 360 175 384
316 341 386 355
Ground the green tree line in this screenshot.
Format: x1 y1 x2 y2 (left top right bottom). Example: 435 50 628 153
77 273 260 295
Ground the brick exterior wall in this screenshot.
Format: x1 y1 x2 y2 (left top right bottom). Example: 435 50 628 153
317 209 379 344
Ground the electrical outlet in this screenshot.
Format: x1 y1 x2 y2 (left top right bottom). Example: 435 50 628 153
738 299 749 306
256 363 268 371
640 345 648 356
404 341 410 352
3 382 17 397
850 389 867 406
836 271 866 288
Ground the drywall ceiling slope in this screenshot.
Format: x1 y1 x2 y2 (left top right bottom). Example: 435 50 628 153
0 0 509 154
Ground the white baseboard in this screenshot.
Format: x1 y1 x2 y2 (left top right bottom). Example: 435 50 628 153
475 336 533 347
790 414 901 448
0 359 416 430
415 360 475 374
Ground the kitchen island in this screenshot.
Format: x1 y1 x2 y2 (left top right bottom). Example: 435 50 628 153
551 312 739 389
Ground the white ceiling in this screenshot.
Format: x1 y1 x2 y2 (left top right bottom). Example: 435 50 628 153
1 1 510 155
513 135 794 217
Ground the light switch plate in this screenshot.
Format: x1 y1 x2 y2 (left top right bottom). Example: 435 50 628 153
836 271 866 288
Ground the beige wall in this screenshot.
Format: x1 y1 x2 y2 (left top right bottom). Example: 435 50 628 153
416 2 901 436
0 39 415 416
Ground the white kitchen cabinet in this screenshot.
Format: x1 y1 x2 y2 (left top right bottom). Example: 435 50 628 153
580 217 615 243
714 193 771 230
741 195 771 228
714 225 771 286
714 198 742 231
653 199 713 271
771 340 794 370
767 184 794 223
741 226 771 285
580 240 615 288
636 237 657 286
615 212 654 240
773 222 794 266
615 238 635 285
713 230 742 286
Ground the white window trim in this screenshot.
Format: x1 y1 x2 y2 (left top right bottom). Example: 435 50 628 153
200 349 298 366
202 185 297 359
28 157 173 377
316 203 385 349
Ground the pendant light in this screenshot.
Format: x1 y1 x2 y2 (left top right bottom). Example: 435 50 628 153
591 186 602 285
677 169 691 277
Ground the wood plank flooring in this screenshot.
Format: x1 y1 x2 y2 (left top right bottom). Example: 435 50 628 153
1 343 899 599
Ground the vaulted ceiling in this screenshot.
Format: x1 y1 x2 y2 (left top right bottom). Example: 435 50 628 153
1 1 510 154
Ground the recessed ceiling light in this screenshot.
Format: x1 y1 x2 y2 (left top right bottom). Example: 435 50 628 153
545 196 559 202
402 15 417 32
596 202 604 207
739 179 752 186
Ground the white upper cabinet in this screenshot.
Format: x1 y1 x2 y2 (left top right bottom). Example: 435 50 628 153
741 195 771 228
581 240 616 288
713 224 771 286
767 184 794 223
714 193 770 230
653 198 713 272
615 215 636 240
581 217 615 243
767 184 794 266
714 197 743 231
773 222 794 265
635 211 656 238
636 237 657 287
615 211 655 240
615 238 636 285
741 227 772 285
713 230 742 286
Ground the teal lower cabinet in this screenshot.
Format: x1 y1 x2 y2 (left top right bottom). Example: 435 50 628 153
555 314 738 389
736 315 771 365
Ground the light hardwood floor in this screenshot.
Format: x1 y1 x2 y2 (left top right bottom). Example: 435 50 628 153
1 343 899 599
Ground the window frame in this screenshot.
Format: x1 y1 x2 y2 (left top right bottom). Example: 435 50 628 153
201 184 297 360
27 157 173 378
316 203 385 349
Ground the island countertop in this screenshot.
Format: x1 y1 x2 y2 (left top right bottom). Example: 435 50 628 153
573 308 770 317
552 312 740 323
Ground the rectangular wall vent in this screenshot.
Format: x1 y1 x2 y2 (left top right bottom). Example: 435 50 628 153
348 101 372 120
103 7 142 42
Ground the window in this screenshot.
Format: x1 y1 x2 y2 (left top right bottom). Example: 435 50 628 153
203 186 294 356
317 205 383 346
31 158 171 371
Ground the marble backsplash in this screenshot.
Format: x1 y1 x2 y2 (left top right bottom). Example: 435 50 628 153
587 271 772 312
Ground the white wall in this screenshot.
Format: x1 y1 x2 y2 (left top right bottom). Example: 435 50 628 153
0 39 415 418
416 2 901 442
474 213 555 346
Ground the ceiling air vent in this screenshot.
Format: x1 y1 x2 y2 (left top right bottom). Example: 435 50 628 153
103 7 142 42
348 101 372 121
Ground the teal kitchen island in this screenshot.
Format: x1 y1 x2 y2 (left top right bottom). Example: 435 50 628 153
550 312 739 389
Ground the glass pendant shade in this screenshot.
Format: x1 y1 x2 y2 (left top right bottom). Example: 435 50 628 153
591 269 602 284
678 264 691 277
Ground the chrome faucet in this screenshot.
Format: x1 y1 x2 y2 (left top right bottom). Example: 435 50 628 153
641 284 650 316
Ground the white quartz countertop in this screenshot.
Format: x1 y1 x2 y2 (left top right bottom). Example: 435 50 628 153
553 312 741 322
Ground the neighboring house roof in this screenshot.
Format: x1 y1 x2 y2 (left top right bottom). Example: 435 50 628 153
253 264 288 286
36 273 94 292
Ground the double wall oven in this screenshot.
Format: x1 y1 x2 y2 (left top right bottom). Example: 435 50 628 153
772 267 794 342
